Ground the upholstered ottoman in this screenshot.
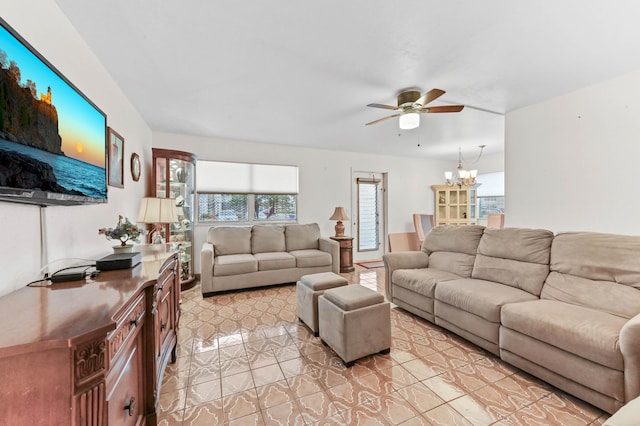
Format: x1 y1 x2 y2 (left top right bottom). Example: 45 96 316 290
297 272 348 336
318 284 391 366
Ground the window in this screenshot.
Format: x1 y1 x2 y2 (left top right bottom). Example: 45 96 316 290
476 172 504 219
255 194 297 221
196 161 298 223
478 196 505 219
198 194 249 222
197 193 297 222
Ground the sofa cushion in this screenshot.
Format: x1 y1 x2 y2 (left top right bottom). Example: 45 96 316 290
501 300 626 370
472 228 553 296
214 254 258 276
254 252 296 271
392 268 461 298
209 226 252 256
428 252 477 278
477 227 554 264
285 223 320 251
472 255 550 296
541 272 640 319
422 225 485 256
252 225 286 254
421 225 484 277
544 232 640 318
435 278 537 323
290 249 332 268
551 232 640 286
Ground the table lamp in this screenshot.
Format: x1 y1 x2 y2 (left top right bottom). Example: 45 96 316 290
137 197 179 244
329 207 349 237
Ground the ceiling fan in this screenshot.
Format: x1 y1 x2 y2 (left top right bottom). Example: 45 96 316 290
365 88 464 129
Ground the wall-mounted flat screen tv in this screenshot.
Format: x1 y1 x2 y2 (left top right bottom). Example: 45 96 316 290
0 17 107 206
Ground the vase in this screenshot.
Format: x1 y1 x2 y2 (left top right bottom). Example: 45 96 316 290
113 244 134 254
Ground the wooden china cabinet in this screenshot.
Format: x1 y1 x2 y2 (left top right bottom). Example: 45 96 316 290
152 148 198 290
0 245 179 426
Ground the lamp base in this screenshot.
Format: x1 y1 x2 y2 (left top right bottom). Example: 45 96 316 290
334 220 345 238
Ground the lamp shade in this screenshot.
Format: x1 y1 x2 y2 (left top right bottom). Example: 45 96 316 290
329 207 349 221
137 197 179 224
399 112 420 130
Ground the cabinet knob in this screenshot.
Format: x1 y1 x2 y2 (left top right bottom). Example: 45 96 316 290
160 321 167 331
124 396 135 416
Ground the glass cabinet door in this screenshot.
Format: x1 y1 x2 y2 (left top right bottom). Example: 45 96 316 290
168 158 194 283
153 149 197 290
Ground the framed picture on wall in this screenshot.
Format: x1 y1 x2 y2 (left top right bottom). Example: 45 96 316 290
108 127 124 188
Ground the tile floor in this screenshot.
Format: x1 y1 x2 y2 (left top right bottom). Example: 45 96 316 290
158 266 610 425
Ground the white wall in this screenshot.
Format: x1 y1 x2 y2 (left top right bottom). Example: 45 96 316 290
153 131 456 268
506 70 640 234
0 1 152 296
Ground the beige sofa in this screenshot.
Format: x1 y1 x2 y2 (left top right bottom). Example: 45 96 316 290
201 223 339 294
383 225 640 415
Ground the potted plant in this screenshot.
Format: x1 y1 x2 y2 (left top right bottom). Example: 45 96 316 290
99 215 142 253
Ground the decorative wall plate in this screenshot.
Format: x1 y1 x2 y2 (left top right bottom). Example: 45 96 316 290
131 153 141 181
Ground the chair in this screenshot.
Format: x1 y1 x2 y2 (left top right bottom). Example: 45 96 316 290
487 213 505 229
413 214 435 243
388 232 420 252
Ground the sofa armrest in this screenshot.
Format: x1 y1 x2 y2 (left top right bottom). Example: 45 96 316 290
382 252 429 301
620 312 640 402
319 237 340 275
200 242 215 294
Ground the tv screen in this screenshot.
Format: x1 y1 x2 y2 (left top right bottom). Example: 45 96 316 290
0 17 107 206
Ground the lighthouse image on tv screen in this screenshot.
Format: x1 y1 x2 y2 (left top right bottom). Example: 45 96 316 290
0 19 107 205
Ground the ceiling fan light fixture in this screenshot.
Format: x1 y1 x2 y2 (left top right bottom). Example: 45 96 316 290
399 112 420 130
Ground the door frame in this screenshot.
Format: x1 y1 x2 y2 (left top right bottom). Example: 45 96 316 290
351 170 388 262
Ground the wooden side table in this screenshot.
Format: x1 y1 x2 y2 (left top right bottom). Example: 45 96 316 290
331 236 355 272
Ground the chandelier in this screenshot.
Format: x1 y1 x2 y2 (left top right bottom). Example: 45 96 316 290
445 145 485 187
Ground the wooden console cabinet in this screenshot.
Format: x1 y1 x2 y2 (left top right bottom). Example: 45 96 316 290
0 245 179 426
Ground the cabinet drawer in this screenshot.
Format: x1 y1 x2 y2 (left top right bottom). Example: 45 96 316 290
106 332 144 426
108 294 145 363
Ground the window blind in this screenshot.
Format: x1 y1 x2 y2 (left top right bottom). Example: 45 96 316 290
476 172 504 197
196 161 299 194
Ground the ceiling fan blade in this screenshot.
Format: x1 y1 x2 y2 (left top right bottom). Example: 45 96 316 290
420 105 465 113
365 113 401 125
366 103 398 110
414 88 445 107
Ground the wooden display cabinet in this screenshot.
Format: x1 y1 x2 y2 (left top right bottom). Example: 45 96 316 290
153 148 198 290
432 184 478 226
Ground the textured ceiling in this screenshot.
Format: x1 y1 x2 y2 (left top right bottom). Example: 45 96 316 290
54 0 640 161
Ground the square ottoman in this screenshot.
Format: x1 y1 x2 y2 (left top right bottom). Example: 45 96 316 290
318 284 391 366
297 272 348 336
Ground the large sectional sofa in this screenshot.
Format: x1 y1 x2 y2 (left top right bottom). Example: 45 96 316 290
383 225 640 414
201 223 339 294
